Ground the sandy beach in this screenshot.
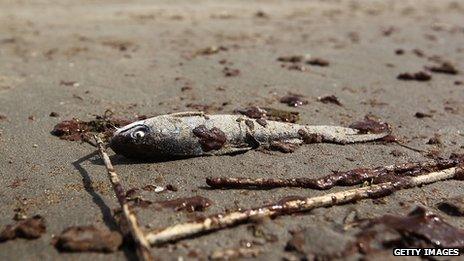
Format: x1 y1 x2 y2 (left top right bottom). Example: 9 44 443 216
1 0 464 260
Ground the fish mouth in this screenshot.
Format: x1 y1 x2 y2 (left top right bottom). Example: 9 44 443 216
109 134 154 159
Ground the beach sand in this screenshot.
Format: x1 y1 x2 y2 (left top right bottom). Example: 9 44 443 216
1 0 463 259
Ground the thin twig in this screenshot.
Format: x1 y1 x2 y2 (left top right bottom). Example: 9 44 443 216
94 135 153 261
145 166 462 245
206 158 461 189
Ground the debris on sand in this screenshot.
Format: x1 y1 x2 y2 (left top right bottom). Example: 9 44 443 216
195 46 228 56
59 80 79 87
426 134 442 145
50 111 136 142
318 95 342 106
94 136 153 260
53 225 122 252
49 112 60 117
349 115 391 134
222 67 240 77
264 107 300 122
0 215 46 242
414 112 432 118
437 196 464 216
426 62 459 75
146 166 462 245
357 207 464 249
279 93 308 107
397 71 431 81
254 10 269 18
277 55 329 71
277 55 303 63
101 40 134 52
206 157 463 190
155 196 213 212
234 106 300 123
306 58 329 67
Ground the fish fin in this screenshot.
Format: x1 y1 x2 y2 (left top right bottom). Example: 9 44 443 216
168 111 206 117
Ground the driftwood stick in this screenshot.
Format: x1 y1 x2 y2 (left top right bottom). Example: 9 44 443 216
146 166 462 245
206 158 461 189
94 135 153 261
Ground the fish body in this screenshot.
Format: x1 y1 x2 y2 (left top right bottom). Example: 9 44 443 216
110 112 389 159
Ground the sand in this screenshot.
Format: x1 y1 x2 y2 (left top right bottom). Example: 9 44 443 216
1 0 464 260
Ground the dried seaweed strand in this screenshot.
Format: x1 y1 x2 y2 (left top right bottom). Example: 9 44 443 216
94 135 153 261
206 158 460 189
145 166 461 245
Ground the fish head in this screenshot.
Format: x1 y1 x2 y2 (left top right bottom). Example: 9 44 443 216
110 120 156 159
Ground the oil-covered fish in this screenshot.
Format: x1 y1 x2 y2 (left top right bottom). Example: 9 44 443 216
110 112 389 159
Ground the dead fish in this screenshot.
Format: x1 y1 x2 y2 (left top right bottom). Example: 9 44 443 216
110 111 389 159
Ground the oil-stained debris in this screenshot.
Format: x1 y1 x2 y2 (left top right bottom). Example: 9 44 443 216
234 106 300 123
306 58 330 67
277 55 303 63
206 157 463 190
318 95 342 106
280 93 308 107
427 134 442 145
412 48 425 57
397 71 431 81
437 196 464 216
277 55 329 71
50 111 137 142
426 62 458 75
254 10 269 18
414 112 432 118
101 40 134 51
195 45 228 56
222 67 240 77
358 207 464 249
0 215 46 242
53 225 122 252
235 106 266 119
49 112 60 117
349 115 391 134
192 125 227 151
156 196 212 212
59 80 79 87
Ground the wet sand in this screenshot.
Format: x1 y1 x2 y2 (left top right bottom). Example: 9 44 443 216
1 0 464 260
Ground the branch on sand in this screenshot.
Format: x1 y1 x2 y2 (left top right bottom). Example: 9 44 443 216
145 166 463 245
205 158 462 190
94 135 154 261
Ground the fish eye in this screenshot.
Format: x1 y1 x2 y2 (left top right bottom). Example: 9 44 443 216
130 126 148 139
133 130 145 139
